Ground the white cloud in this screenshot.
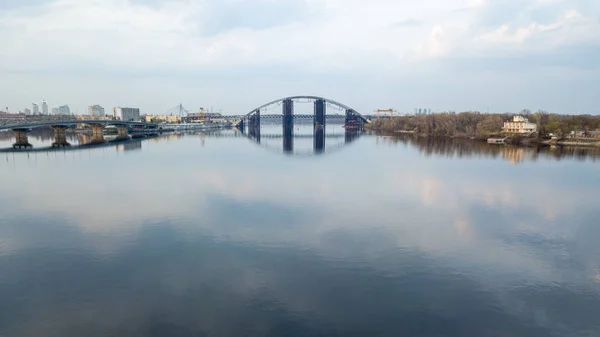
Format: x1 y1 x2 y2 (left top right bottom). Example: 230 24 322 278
0 0 599 114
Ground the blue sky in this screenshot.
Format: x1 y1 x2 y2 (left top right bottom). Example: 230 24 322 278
0 0 599 115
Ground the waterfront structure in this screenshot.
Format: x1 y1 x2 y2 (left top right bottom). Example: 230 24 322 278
32 103 40 115
88 105 105 118
569 130 600 138
57 105 71 115
144 115 181 123
42 100 48 115
502 116 537 134
187 111 222 122
113 107 140 121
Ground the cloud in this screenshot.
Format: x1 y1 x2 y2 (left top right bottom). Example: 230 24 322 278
0 0 599 114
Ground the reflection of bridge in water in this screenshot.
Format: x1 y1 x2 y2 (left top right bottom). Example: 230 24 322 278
236 96 366 155
0 132 157 153
238 126 361 156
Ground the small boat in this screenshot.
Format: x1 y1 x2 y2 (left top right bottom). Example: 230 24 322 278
487 137 507 144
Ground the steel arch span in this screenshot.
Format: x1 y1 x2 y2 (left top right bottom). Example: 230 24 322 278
246 96 368 122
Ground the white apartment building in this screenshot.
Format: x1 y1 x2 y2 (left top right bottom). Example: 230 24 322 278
113 107 140 121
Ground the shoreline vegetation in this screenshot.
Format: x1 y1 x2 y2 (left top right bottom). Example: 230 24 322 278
365 111 600 147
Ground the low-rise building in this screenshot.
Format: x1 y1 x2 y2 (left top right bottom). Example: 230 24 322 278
502 116 537 134
569 130 600 138
113 107 140 121
145 115 181 123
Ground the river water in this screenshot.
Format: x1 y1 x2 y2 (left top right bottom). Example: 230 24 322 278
1 126 599 337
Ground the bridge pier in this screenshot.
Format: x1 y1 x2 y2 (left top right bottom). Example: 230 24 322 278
345 109 364 130
249 109 261 129
89 124 106 143
314 99 326 128
11 129 32 149
236 119 245 132
248 109 261 143
282 99 294 154
282 98 294 130
51 125 71 147
115 126 130 140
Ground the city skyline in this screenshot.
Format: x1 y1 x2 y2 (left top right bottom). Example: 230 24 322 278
1 0 599 114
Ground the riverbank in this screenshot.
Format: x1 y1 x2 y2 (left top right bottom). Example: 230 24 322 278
372 129 600 149
366 112 600 142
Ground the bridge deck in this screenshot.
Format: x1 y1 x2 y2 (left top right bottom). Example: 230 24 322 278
0 120 156 131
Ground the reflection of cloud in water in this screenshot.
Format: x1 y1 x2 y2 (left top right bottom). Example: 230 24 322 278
3 221 592 337
2 147 599 288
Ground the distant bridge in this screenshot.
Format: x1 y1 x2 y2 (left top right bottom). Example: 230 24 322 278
0 120 157 149
0 120 156 131
226 95 369 131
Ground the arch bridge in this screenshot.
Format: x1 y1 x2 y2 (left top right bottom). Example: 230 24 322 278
239 96 368 131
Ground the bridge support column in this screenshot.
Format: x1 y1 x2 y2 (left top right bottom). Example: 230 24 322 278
282 98 294 131
283 99 294 154
115 126 130 140
345 109 364 130
51 125 71 147
314 99 326 129
345 109 352 127
90 124 106 143
236 119 245 132
248 109 261 143
11 129 32 149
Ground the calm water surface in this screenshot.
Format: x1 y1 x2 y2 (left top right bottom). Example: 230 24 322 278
1 127 599 337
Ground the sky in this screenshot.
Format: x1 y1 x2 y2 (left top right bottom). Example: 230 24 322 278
0 0 599 115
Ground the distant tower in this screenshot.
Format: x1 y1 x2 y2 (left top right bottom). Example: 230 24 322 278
418 108 422 114
42 100 49 115
32 103 40 115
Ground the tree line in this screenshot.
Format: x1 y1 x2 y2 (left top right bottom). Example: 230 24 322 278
367 110 600 139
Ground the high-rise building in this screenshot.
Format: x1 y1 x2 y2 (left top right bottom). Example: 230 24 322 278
88 104 105 117
32 103 40 115
57 105 71 115
42 100 48 115
52 107 59 115
24 108 32 115
113 107 140 121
